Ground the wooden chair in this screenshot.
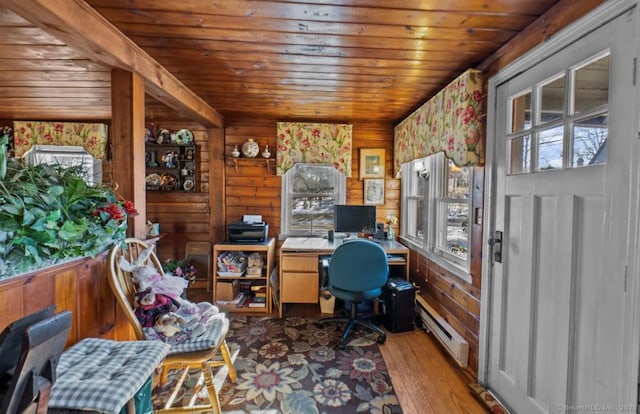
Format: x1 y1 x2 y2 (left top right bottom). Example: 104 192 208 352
0 310 72 414
108 238 237 413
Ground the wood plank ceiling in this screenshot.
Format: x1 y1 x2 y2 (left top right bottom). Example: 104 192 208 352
0 0 563 125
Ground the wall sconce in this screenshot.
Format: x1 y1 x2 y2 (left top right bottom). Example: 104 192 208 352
413 160 429 178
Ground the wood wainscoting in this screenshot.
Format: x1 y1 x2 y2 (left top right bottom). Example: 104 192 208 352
410 252 482 378
0 252 134 348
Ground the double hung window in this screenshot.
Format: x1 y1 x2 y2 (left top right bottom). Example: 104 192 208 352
280 164 346 237
401 152 472 275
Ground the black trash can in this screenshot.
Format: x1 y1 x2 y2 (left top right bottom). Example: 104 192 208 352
381 278 415 333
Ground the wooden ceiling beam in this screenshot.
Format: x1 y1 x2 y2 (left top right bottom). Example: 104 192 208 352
0 0 224 128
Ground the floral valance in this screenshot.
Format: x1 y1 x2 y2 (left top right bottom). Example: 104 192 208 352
393 69 484 176
13 121 109 160
276 122 352 176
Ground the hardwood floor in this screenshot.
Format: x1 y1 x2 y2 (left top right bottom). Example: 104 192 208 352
380 328 486 413
189 289 487 413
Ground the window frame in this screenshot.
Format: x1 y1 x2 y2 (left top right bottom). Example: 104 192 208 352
506 51 610 175
400 153 472 280
280 163 346 238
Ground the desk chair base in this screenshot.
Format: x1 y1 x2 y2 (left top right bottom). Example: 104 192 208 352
318 302 386 350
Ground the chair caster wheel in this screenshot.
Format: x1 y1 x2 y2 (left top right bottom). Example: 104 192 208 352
376 335 386 344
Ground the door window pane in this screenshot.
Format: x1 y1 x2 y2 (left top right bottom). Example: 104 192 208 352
575 55 609 114
511 91 532 132
572 114 608 167
509 134 531 174
537 126 564 170
540 75 565 123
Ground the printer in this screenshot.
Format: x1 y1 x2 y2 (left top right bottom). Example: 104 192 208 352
228 215 269 242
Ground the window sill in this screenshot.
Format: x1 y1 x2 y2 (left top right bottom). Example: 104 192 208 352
399 236 472 284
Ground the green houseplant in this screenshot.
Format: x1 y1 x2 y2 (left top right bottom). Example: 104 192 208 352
0 136 137 279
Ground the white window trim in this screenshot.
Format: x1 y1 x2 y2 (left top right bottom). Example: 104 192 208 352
279 163 346 238
400 153 473 283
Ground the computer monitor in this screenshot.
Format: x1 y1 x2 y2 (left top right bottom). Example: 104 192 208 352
333 204 376 234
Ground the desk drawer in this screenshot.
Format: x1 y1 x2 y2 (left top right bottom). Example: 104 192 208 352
281 272 319 303
281 254 319 272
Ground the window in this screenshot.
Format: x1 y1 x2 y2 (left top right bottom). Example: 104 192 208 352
280 164 346 237
508 52 609 174
401 153 472 274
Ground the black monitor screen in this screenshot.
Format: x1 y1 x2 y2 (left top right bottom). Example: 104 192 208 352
334 204 376 233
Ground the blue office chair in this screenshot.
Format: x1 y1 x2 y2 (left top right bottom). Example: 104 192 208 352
318 239 389 349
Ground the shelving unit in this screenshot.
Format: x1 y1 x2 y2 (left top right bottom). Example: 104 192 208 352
145 142 196 192
212 238 275 314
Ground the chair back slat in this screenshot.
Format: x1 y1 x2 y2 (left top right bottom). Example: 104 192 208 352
108 238 165 340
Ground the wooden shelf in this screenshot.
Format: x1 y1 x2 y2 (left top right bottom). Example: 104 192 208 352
212 238 275 314
227 157 274 172
146 141 196 192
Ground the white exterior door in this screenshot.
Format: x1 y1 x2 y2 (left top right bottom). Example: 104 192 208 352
486 6 638 413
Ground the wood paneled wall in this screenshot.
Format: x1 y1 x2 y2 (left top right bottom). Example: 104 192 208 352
143 113 225 265
223 118 400 239
0 253 134 348
410 251 482 377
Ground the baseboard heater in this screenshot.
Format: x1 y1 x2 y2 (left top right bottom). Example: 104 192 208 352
415 295 469 368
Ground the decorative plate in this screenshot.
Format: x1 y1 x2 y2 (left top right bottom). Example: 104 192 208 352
145 173 161 186
176 129 194 144
183 178 194 191
160 173 178 191
241 138 259 158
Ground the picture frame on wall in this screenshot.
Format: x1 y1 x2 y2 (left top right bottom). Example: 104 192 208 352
359 148 385 179
364 178 385 205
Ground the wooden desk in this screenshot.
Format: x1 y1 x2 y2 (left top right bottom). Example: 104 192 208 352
277 237 410 317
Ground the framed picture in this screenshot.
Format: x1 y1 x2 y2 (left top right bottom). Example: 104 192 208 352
360 148 385 179
364 179 385 205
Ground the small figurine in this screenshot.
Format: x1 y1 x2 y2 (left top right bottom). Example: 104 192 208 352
164 151 175 168
158 128 172 144
262 144 271 159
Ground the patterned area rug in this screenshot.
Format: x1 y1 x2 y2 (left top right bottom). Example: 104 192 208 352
153 315 403 413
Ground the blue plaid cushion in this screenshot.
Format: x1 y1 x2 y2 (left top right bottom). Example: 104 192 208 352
167 314 229 354
49 338 170 414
